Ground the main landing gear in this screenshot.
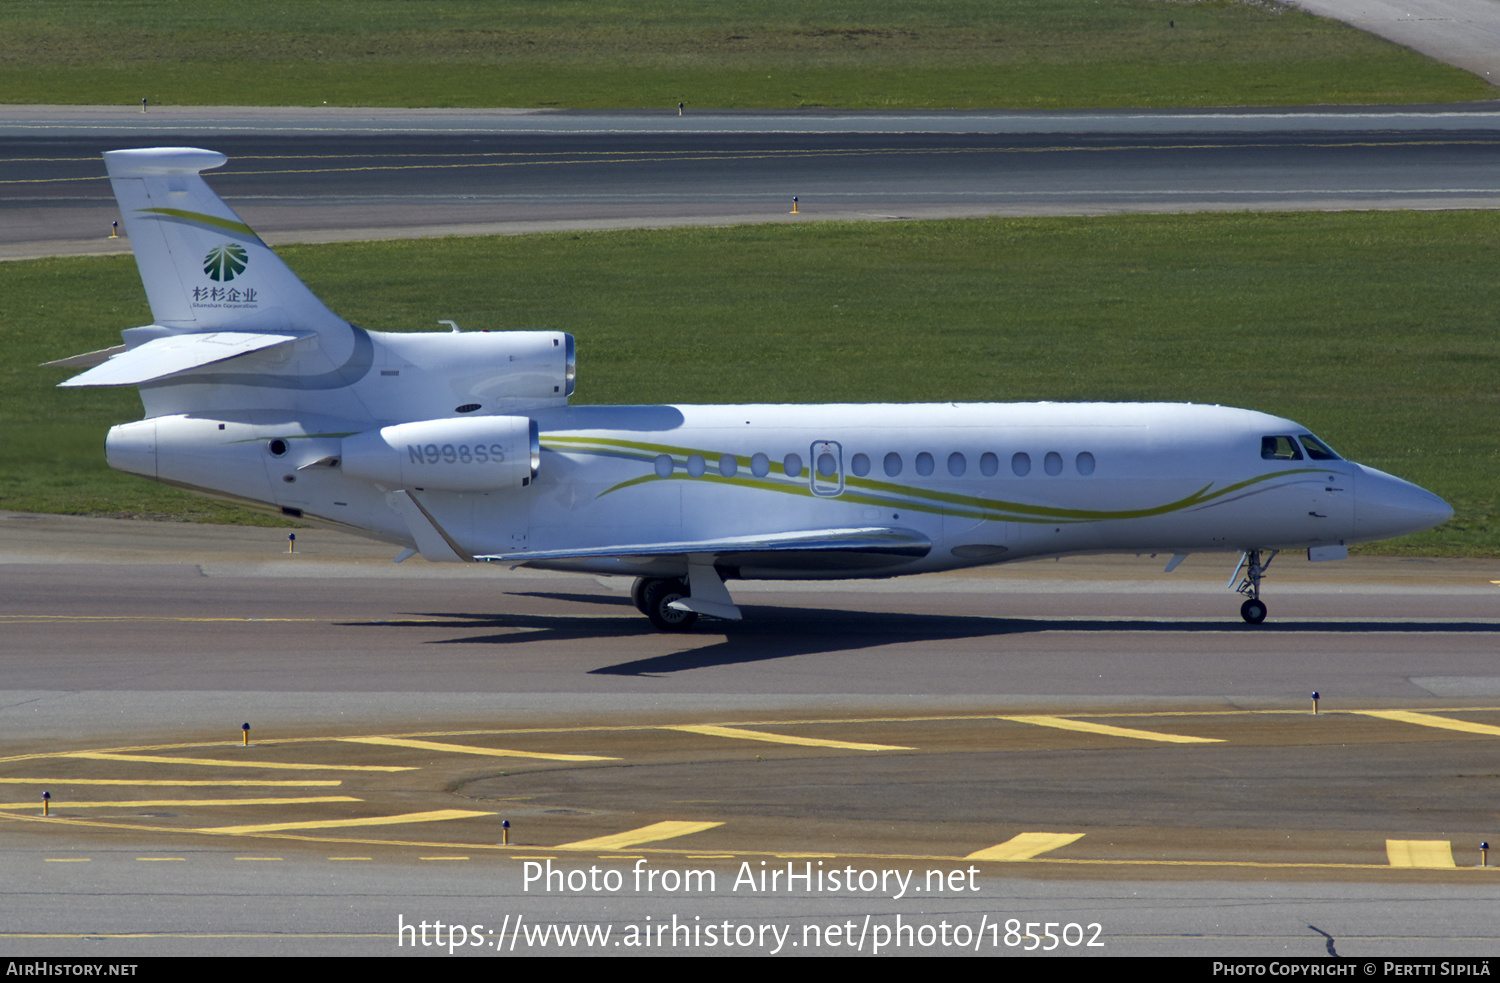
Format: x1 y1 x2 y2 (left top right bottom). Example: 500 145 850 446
631 577 697 631
631 563 745 632
1230 549 1278 624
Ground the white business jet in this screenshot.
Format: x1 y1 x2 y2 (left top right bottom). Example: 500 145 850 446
51 148 1453 630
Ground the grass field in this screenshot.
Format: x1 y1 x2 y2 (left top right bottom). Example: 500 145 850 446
1 0 1492 109
6 212 1495 554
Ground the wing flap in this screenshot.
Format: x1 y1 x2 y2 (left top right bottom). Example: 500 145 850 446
58 331 310 387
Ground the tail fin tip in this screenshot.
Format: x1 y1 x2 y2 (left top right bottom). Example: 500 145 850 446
103 147 227 178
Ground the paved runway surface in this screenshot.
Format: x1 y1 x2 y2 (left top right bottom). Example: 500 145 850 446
4 106 1500 259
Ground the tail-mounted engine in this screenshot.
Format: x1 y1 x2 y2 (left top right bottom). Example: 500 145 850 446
341 416 540 491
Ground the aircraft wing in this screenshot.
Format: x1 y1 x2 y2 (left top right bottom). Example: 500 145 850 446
56 331 311 387
476 526 932 570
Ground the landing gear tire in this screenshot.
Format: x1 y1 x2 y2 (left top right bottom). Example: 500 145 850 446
1240 598 1268 624
630 576 651 615
641 577 697 632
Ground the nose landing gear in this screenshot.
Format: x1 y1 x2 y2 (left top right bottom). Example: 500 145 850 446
1230 549 1277 624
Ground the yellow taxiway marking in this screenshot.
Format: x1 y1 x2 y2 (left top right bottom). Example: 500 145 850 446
338 736 615 761
554 821 724 851
0 779 342 787
203 808 494 836
966 833 1086 862
1000 715 1221 744
664 724 912 751
1387 840 1456 868
0 796 358 810
64 752 413 772
235 857 283 861
1356 710 1500 738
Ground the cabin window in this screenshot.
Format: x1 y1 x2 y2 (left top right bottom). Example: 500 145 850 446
687 453 707 477
1012 452 1031 476
884 452 902 476
850 453 871 477
948 452 966 477
1076 451 1096 476
1298 434 1340 461
1261 435 1304 461
783 453 803 478
1044 451 1063 476
719 453 738 477
654 454 673 477
817 452 837 477
915 452 935 476
980 452 999 477
751 452 771 477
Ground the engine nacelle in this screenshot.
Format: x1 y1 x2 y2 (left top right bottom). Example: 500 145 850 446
340 416 539 492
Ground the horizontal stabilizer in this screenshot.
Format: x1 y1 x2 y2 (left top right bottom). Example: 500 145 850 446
478 526 932 565
41 345 128 370
59 331 309 387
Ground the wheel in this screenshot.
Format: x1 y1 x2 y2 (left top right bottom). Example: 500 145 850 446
630 576 651 615
641 578 697 631
1240 598 1268 624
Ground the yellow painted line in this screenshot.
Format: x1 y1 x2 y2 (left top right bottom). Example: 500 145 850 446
338 736 615 761
0 796 358 810
664 724 912 751
136 857 186 862
235 857 283 861
421 856 470 861
966 833 1086 861
554 821 724 851
1387 840 1456 868
1001 715 1220 744
329 857 371 861
203 808 493 836
1356 710 1500 738
64 752 413 772
0 779 341 787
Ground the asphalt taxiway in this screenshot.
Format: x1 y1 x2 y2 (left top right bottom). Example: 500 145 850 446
2 513 1498 954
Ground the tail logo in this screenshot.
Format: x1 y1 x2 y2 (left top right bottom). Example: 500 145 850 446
204 243 249 282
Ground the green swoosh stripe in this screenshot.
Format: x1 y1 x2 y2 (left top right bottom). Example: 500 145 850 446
137 207 262 242
542 434 1323 523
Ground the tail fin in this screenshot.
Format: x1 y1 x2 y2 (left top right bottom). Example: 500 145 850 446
104 147 346 336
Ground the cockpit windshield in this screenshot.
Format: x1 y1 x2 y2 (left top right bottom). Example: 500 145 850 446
1297 433 1340 461
1261 433 1341 462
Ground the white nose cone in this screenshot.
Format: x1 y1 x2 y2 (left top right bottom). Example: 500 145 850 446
1354 464 1453 542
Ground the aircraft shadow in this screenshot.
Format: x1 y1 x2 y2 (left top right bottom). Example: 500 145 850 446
340 596 1496 677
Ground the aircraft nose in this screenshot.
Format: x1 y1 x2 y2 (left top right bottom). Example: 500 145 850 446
1353 464 1453 542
